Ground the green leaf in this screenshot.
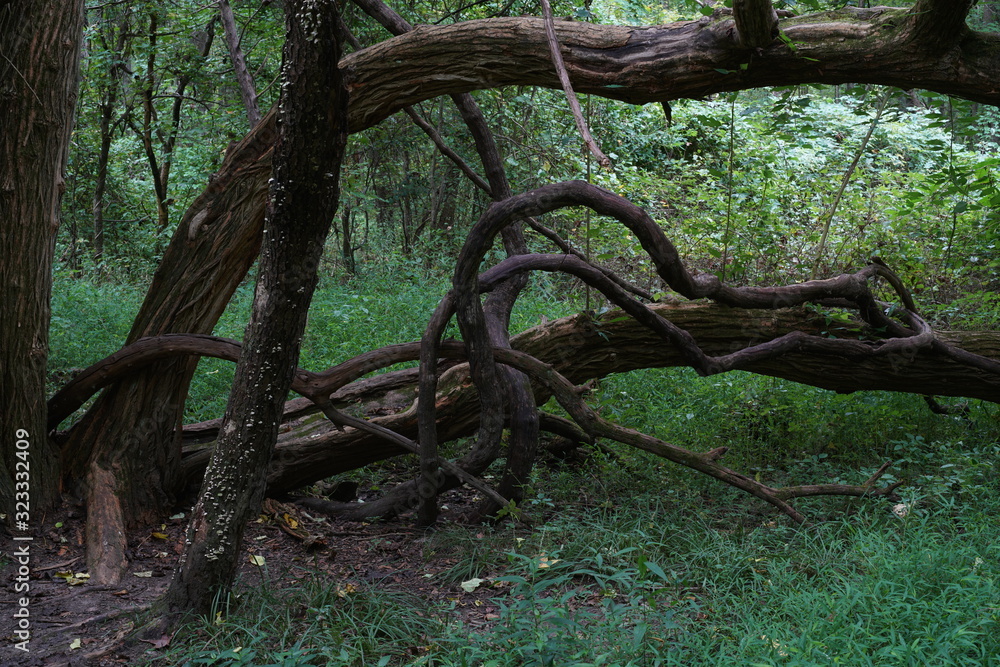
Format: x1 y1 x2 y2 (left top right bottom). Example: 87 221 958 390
643 559 669 582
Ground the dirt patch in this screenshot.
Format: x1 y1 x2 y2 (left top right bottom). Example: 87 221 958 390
0 486 510 667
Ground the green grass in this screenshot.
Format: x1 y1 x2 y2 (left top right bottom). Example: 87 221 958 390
138 475 1000 666
49 270 145 376
144 573 448 666
48 259 1000 667
129 361 1000 666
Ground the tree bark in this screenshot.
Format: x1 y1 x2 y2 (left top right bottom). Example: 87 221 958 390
0 0 84 522
157 0 347 618
52 302 1000 497
733 0 779 49
339 10 997 129
61 110 275 515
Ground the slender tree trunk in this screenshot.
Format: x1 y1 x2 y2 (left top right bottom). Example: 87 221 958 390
340 201 356 274
219 0 261 128
157 0 347 620
0 0 84 521
92 81 118 267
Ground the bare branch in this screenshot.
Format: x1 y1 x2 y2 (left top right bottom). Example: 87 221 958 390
218 0 261 128
402 105 492 194
538 0 610 168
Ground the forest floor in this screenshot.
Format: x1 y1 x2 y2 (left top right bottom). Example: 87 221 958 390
0 481 508 667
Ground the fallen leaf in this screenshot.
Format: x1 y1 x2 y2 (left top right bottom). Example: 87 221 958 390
69 638 82 650
537 555 560 569
57 571 90 586
335 583 357 598
249 554 266 567
140 634 171 649
460 578 484 593
134 571 153 578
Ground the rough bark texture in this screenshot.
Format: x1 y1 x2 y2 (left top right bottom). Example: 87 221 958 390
733 0 779 48
340 11 1000 129
168 304 1000 494
60 109 274 535
157 0 347 617
0 0 84 521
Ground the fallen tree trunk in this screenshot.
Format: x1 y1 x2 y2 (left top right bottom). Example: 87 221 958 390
50 299 999 519
38 301 953 491
52 303 1000 490
246 302 999 496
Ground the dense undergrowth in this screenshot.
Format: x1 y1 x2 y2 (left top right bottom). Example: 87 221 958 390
136 418 999 666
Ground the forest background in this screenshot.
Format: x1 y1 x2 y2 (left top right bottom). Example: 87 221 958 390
6 0 1000 664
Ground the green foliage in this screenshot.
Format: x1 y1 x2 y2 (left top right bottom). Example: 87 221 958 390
145 445 1000 666
144 572 445 667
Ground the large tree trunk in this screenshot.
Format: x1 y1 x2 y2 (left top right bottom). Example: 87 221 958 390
47 304 1000 498
57 1 996 574
251 302 1000 495
0 0 84 522
156 0 347 619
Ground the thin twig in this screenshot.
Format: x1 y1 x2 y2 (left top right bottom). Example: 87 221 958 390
538 0 610 167
813 89 890 278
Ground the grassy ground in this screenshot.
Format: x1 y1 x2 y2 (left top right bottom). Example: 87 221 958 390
49 268 1000 666
140 448 1000 666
